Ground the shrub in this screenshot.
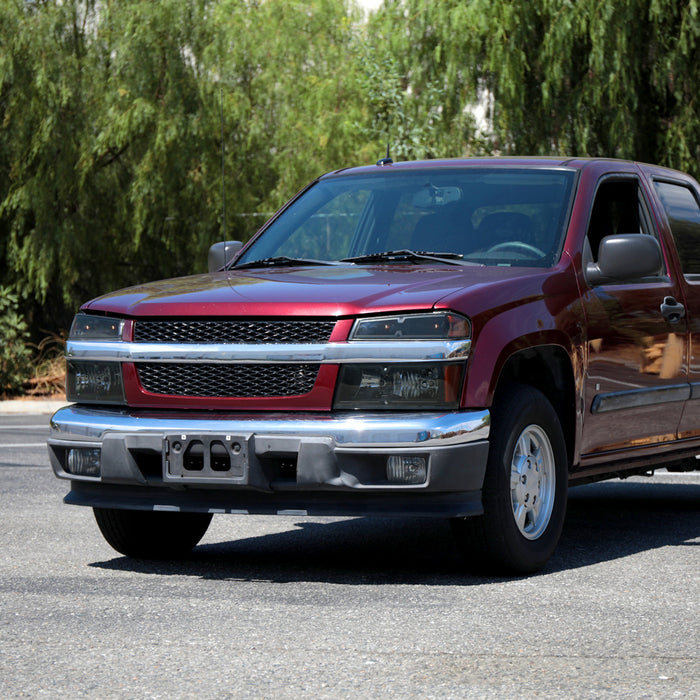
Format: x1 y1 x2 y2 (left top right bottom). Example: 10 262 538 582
27 330 66 396
0 286 32 395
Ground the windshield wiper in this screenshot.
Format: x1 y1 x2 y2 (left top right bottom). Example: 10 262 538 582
233 256 343 270
340 250 476 266
235 250 479 270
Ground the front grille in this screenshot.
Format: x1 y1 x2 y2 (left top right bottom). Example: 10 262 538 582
133 319 336 344
136 363 320 398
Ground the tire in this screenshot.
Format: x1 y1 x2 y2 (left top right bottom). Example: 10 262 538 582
451 384 568 574
93 507 213 559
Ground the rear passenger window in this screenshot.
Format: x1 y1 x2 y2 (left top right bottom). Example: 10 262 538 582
654 181 700 281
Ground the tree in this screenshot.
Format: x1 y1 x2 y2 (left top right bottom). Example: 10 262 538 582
367 0 700 176
362 0 482 159
1 0 106 328
0 0 370 335
3 0 699 349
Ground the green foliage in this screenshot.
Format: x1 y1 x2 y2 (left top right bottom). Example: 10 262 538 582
361 1 481 159
355 49 446 160
0 286 32 395
369 0 700 171
1 0 700 370
0 0 370 331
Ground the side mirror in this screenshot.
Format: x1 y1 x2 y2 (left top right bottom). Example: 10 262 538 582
586 234 663 285
208 240 243 272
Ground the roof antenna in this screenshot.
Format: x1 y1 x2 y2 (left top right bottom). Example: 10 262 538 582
220 85 228 263
376 143 393 166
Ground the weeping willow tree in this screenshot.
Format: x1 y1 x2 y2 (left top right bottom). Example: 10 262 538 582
2 0 699 339
367 0 700 175
0 0 367 332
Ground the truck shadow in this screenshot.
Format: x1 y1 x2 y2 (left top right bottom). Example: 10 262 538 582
91 479 699 584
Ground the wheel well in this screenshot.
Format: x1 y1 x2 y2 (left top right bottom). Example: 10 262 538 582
493 346 576 466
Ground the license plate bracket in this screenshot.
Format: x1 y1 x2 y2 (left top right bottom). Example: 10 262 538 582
163 433 249 483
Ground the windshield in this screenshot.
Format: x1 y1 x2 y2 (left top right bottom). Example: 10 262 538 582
236 167 577 268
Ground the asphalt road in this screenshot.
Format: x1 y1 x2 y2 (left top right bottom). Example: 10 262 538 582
1 412 698 699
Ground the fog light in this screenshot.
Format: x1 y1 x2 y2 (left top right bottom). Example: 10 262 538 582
66 448 101 477
386 456 427 484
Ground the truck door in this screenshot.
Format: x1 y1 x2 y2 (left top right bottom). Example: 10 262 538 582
652 177 700 440
580 175 689 458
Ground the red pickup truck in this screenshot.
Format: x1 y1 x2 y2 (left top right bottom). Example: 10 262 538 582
49 157 700 573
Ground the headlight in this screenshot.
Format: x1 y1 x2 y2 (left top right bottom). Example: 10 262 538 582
334 362 464 409
69 313 124 340
335 312 469 409
351 312 470 340
67 314 126 404
66 360 126 404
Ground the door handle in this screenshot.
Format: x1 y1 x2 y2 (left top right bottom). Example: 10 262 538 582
660 296 685 324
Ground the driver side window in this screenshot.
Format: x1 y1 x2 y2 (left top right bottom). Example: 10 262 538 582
586 179 662 270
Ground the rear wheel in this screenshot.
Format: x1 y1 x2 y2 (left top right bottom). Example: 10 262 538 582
451 384 568 574
93 507 213 559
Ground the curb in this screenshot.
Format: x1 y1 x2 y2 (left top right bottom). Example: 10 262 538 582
0 399 69 415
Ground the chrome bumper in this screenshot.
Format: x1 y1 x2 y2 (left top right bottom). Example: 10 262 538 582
50 404 489 446
48 405 490 517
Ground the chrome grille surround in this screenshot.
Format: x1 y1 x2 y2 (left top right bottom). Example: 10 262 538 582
67 322 471 401
136 363 320 398
133 319 336 344
66 339 472 364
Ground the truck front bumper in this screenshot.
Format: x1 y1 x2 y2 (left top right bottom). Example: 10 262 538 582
48 405 490 517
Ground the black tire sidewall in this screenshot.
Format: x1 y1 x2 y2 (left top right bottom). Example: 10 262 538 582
482 384 568 573
93 507 212 559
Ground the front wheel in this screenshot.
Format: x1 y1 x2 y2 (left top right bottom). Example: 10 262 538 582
451 385 568 574
93 507 213 559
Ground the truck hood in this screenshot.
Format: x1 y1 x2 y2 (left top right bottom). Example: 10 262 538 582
82 264 552 318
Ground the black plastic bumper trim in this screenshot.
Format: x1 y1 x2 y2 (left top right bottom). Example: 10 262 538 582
65 481 484 518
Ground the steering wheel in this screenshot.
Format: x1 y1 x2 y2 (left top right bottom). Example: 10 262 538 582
487 241 546 257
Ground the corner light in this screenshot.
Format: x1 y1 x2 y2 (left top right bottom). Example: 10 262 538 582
351 312 470 340
70 314 124 341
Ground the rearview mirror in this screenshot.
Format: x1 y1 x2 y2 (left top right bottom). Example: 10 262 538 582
411 185 462 209
586 234 662 285
208 240 243 272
